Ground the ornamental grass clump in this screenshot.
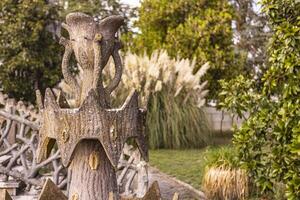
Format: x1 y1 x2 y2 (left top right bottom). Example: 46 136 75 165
203 166 249 200
201 146 250 200
59 50 211 149
105 50 211 149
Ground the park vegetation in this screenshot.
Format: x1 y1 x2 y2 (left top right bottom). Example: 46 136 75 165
0 0 62 102
112 51 211 149
0 0 299 199
126 0 242 100
219 0 300 199
200 146 249 200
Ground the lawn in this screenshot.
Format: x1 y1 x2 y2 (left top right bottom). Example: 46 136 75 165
150 147 288 200
149 145 233 190
149 148 207 189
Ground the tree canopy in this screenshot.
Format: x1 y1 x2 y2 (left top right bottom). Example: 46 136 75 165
128 0 242 99
0 0 62 102
231 0 270 75
59 0 137 33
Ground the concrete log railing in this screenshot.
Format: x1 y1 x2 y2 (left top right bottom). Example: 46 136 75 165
0 92 67 195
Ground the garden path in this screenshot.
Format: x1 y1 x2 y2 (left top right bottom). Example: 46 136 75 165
12 166 207 200
149 167 207 200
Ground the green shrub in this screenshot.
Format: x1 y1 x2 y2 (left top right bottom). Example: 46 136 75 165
219 0 300 199
127 0 242 100
202 145 239 169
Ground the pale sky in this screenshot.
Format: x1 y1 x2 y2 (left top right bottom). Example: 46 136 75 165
121 0 262 12
120 0 140 7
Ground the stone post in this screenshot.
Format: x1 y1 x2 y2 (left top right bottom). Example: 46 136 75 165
36 13 148 200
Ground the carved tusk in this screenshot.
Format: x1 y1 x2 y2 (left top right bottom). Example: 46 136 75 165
59 37 70 47
93 33 103 89
105 48 123 94
61 43 80 100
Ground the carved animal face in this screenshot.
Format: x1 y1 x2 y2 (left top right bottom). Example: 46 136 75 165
64 12 124 69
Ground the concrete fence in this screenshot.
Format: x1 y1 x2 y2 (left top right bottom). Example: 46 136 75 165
203 107 244 132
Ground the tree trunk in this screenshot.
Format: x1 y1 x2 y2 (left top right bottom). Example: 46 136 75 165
68 140 119 200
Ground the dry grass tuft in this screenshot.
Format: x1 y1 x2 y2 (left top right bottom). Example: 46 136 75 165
104 50 210 107
104 50 211 149
202 165 249 200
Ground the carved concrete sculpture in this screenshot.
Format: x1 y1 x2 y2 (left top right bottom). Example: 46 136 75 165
58 12 124 107
36 12 153 200
0 89 147 198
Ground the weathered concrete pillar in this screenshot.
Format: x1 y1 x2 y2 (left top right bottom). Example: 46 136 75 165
36 12 148 200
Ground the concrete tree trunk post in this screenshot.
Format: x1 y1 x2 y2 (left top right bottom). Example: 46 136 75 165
36 13 149 200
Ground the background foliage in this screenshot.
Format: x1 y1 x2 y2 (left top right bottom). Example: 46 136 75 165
231 0 270 75
127 0 242 100
0 0 62 102
219 0 300 198
103 51 211 149
58 0 136 33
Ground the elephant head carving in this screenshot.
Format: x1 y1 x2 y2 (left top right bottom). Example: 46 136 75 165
60 12 124 106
